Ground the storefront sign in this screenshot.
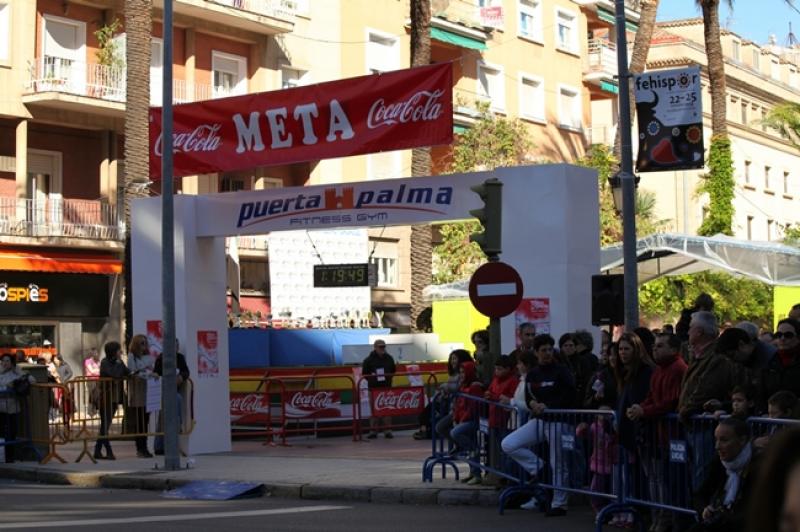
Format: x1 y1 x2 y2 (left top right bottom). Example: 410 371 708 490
369 387 424 417
635 66 704 172
149 63 453 179
0 272 108 318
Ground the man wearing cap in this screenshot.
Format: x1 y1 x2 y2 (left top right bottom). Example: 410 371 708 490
362 340 397 439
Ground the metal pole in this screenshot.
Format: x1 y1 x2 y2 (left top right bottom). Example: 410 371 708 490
614 0 639 330
161 0 179 471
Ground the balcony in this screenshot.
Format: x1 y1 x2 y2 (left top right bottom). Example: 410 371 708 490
0 197 122 242
23 57 126 115
404 0 491 44
585 39 619 92
162 0 294 35
575 0 642 21
585 124 617 147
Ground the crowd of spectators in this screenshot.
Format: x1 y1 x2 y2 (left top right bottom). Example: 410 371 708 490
434 297 800 532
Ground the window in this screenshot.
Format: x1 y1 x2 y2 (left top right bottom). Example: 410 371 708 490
150 38 163 106
744 160 751 184
767 219 774 241
0 3 9 62
558 84 581 130
220 175 250 192
369 242 399 289
366 149 402 180
752 49 761 70
555 8 578 53
212 51 247 98
740 101 748 124
366 30 399 74
281 67 310 89
519 74 545 121
477 61 505 112
732 39 741 62
746 216 753 240
42 15 87 93
765 165 771 190
772 59 781 80
518 0 542 42
785 171 791 195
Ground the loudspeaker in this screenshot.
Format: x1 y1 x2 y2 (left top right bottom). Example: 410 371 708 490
592 274 625 326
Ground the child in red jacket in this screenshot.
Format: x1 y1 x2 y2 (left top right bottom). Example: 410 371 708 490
484 355 519 480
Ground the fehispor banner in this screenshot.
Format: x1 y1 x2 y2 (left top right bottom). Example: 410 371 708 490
369 387 425 417
635 66 704 172
149 63 454 179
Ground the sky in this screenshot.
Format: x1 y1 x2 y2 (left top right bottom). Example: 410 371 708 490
657 1 800 46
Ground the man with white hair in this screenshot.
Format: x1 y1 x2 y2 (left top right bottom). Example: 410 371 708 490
678 311 740 492
735 321 776 370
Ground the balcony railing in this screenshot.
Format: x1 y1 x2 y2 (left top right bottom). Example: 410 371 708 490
206 0 297 19
26 57 125 102
0 197 122 241
403 0 483 29
586 38 618 78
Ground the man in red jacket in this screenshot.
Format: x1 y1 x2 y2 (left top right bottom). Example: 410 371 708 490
627 333 688 532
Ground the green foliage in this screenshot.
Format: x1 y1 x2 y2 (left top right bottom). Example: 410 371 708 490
783 224 800 247
432 103 533 284
697 135 734 236
577 144 670 246
94 18 124 69
639 271 773 328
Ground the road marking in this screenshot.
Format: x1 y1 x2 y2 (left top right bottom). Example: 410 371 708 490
0 505 351 529
476 282 516 297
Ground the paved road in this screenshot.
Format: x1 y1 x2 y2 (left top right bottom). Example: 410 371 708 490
0 479 600 531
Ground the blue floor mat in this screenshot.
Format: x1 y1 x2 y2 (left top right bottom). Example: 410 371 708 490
162 481 266 500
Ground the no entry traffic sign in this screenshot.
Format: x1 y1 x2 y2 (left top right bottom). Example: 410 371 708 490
468 262 523 318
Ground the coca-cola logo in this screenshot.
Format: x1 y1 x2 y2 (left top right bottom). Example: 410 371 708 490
289 391 335 411
153 124 223 156
230 393 267 414
367 90 444 129
373 389 422 412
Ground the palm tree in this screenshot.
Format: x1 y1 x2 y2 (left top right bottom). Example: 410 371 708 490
697 0 729 137
123 0 153 344
764 102 800 147
613 0 661 167
409 0 432 332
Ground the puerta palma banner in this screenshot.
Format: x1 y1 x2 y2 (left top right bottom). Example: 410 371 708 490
634 66 704 172
149 63 454 179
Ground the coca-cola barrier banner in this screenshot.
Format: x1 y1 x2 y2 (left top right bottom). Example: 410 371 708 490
369 387 425 418
149 63 453 179
230 390 346 425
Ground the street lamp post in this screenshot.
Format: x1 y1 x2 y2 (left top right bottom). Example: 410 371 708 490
612 0 639 331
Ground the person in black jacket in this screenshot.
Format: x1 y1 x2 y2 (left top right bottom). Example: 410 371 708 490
153 339 191 455
568 330 599 408
362 339 396 439
676 293 715 343
501 334 576 517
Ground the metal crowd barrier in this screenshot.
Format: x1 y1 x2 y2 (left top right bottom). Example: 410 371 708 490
421 395 800 527
354 371 440 440
23 377 195 464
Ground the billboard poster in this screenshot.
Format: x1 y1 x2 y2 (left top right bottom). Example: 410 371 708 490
197 330 219 377
514 297 551 344
149 63 453 179
635 66 704 172
146 320 163 359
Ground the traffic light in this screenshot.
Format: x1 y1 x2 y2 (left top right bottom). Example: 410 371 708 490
469 178 503 258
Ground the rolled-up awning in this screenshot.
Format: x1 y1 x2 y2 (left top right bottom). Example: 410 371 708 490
0 248 122 274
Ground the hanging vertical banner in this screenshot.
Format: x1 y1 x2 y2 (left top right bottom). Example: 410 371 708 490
197 330 219 377
635 66 704 172
149 63 453 179
514 297 551 345
146 320 163 359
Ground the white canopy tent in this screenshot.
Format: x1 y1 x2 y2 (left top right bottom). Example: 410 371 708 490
600 233 800 286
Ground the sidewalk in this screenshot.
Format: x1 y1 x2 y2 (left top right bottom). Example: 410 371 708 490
0 430 501 507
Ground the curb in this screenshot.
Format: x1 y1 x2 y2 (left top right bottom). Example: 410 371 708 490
0 466 501 507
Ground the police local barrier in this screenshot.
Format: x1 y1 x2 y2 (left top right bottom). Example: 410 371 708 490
355 371 440 440
25 377 195 464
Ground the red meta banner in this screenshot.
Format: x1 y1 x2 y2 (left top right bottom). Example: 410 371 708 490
149 62 454 179
369 387 425 417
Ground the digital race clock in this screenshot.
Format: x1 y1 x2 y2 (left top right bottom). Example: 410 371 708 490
313 263 372 287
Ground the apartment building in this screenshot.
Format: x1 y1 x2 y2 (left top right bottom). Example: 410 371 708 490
0 0 640 350
637 19 800 240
